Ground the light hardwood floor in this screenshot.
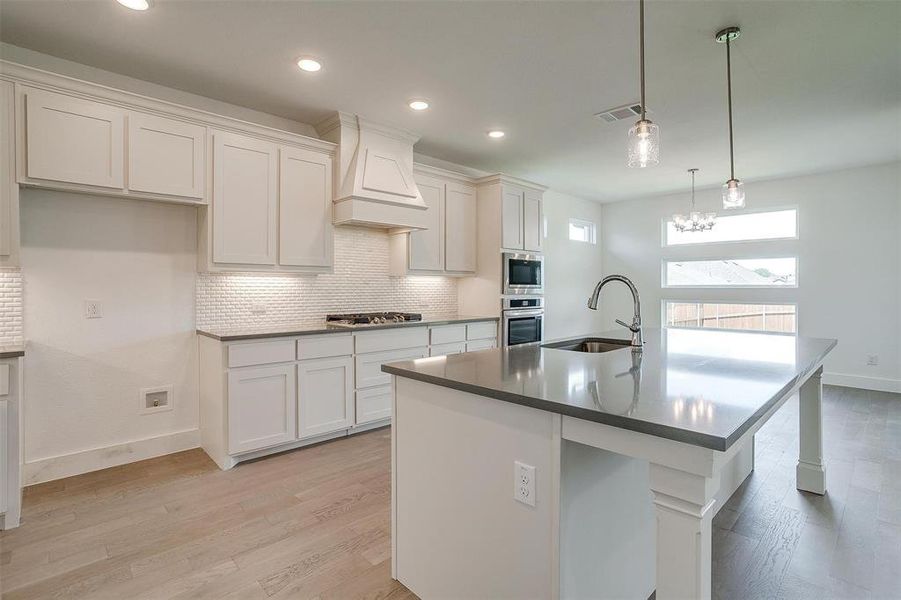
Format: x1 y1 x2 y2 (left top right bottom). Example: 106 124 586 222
2 385 900 599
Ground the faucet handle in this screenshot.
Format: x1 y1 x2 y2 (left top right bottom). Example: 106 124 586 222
616 318 638 332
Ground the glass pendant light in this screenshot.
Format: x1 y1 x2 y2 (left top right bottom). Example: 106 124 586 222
627 0 659 168
717 26 745 209
673 169 716 232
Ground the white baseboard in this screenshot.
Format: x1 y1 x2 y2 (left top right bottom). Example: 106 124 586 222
823 372 901 394
24 429 200 486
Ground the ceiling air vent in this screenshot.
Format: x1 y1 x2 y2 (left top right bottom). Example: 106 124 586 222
594 103 645 123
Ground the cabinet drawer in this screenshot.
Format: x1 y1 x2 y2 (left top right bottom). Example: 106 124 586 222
227 339 295 368
466 339 497 352
466 321 498 341
355 347 427 389
430 342 466 357
356 385 392 425
430 324 466 345
296 334 353 360
354 327 428 354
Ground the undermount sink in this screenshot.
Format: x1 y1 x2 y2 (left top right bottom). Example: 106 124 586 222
542 337 633 353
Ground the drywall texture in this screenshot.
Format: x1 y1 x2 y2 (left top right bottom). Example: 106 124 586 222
600 162 901 391
543 190 606 339
20 190 199 477
197 227 458 329
0 270 23 345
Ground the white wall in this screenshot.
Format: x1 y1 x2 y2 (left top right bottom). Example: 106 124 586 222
21 191 199 484
543 190 606 339
600 162 901 392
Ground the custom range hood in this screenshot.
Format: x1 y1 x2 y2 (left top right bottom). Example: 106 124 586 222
316 112 427 231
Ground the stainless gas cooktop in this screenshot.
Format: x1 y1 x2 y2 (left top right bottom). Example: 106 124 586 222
326 312 423 327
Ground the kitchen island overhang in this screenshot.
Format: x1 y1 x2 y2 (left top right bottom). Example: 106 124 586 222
384 328 836 600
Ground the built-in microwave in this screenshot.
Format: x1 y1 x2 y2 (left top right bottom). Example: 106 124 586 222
503 252 543 295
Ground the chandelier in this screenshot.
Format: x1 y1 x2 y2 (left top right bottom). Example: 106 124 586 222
673 168 716 232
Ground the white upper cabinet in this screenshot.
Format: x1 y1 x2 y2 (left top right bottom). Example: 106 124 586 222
501 185 543 252
212 131 278 265
0 80 15 263
389 167 477 276
24 87 124 189
279 146 333 268
523 190 543 252
502 187 524 250
408 173 445 272
127 112 205 199
445 181 477 272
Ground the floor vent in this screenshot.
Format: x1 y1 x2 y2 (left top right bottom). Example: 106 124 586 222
594 103 645 123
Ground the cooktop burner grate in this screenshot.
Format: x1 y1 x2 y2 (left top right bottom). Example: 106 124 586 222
326 312 423 325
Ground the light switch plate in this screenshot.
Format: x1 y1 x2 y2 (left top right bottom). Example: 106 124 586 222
85 300 102 319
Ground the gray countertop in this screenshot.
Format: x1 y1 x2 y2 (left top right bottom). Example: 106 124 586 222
0 344 25 359
382 328 837 451
196 314 499 341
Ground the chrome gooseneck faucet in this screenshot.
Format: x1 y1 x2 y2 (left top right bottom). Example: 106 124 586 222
587 275 643 348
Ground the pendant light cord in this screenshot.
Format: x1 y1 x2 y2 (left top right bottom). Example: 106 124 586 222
726 36 735 180
691 170 696 211
639 0 646 120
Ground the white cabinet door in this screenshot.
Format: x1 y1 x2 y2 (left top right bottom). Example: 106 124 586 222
501 187 524 250
212 131 277 265
24 87 125 189
227 364 296 454
0 400 6 514
523 190 543 252
466 338 497 352
279 146 333 268
127 112 205 198
356 385 392 425
297 355 354 439
445 181 477 272
408 173 444 271
0 81 13 258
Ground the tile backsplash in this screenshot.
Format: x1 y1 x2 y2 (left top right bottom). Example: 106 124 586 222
0 270 23 345
196 227 459 330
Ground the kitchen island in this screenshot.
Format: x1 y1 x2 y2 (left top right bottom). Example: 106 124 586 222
383 327 836 600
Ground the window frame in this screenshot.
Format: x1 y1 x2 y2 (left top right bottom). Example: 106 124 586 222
568 218 597 245
660 205 800 248
660 256 799 289
660 299 799 336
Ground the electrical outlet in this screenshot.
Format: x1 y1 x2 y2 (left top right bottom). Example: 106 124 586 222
250 303 268 315
867 354 879 366
85 300 103 319
514 461 536 507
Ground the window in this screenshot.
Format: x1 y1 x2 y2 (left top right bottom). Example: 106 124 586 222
665 302 797 334
665 209 797 246
569 218 597 244
663 257 797 287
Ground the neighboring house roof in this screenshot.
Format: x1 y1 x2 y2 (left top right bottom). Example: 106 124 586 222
669 261 793 286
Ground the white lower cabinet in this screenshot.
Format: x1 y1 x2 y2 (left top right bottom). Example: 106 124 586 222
356 385 393 425
0 400 7 515
298 355 354 439
227 364 296 454
200 320 498 470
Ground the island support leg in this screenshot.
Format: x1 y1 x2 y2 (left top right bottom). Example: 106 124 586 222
796 366 827 495
649 464 718 600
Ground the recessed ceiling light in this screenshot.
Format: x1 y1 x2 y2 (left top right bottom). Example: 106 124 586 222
116 0 150 10
487 130 506 139
296 57 322 73
408 99 430 111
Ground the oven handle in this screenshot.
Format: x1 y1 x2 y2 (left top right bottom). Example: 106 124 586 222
503 309 545 318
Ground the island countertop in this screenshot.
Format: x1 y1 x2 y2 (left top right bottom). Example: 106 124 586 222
382 328 837 451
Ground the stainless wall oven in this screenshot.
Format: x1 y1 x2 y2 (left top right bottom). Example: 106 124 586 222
503 252 543 295
502 297 544 346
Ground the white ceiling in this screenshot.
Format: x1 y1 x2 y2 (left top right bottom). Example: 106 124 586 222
1 0 898 202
